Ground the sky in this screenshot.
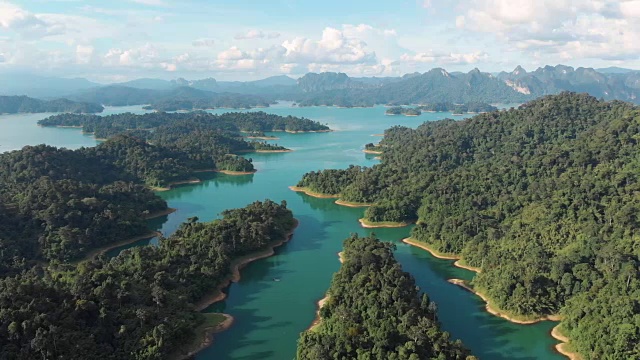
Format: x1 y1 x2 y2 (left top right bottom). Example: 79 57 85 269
0 0 639 82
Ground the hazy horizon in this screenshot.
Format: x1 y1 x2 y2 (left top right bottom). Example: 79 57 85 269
1 1 640 82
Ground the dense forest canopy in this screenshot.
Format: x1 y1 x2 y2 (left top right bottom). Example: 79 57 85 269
296 92 640 359
297 234 473 360
39 111 330 173
0 95 103 114
0 200 296 359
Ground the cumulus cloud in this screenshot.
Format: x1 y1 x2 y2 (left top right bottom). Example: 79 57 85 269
104 44 160 68
455 0 640 61
282 26 377 65
0 2 64 38
234 30 280 40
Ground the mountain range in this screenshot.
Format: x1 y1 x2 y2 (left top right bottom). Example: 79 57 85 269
0 65 638 110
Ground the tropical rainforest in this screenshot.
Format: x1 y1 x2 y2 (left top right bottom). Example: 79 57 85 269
296 234 473 360
0 199 296 359
38 111 329 173
296 92 640 359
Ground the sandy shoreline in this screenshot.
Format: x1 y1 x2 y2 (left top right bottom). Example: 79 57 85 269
255 149 293 153
194 218 299 312
404 237 573 358
363 149 383 154
359 218 411 228
371 134 384 137
175 314 235 360
334 199 371 208
185 219 299 358
551 325 582 360
448 279 561 324
144 207 177 219
152 178 202 191
75 231 160 264
401 238 481 272
289 186 339 199
308 251 344 331
215 169 257 176
246 136 280 140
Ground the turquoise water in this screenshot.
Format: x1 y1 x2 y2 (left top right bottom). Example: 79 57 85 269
0 104 563 360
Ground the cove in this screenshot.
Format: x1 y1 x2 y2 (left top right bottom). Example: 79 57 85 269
0 103 564 360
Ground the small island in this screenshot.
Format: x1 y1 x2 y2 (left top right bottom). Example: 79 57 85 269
385 106 422 116
363 142 383 154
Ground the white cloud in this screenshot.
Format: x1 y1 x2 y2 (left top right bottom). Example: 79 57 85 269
400 50 488 64
75 45 94 64
234 29 280 40
282 26 377 65
104 43 160 68
192 38 215 47
455 0 640 61
0 2 64 38
131 0 169 6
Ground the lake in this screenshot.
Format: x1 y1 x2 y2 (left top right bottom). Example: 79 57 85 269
0 103 564 360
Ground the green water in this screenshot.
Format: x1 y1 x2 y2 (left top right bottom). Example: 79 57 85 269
0 104 564 360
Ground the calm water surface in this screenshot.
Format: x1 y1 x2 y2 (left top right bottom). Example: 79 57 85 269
0 103 562 360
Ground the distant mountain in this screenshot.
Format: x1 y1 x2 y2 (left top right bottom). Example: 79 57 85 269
0 95 103 114
0 73 100 98
116 78 174 90
596 66 639 74
69 86 270 110
498 65 640 102
297 68 530 107
297 72 373 92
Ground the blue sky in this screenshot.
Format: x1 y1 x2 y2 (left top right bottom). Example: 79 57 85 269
1 0 639 82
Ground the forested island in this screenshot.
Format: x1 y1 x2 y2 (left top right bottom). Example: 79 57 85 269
385 103 497 117
417 102 498 114
0 199 297 359
0 95 103 114
297 234 473 360
142 94 272 111
385 106 422 116
295 92 640 359
39 111 330 173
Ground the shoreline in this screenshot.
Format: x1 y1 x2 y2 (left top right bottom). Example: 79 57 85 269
448 279 561 324
215 169 257 176
371 134 384 137
255 149 293 153
75 231 160 264
289 186 339 199
359 218 412 228
334 199 371 208
173 314 235 360
193 218 299 312
246 136 280 140
363 149 383 154
186 219 299 358
551 325 582 360
151 178 202 192
401 238 482 272
308 251 345 331
283 129 333 134
236 149 292 154
144 207 177 220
